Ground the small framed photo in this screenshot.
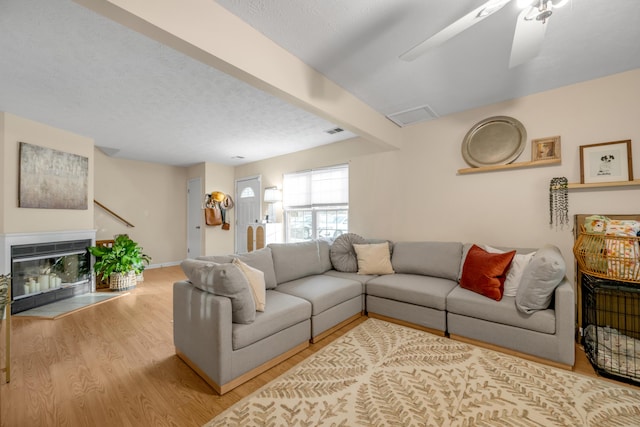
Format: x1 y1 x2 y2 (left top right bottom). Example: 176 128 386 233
531 136 561 162
580 140 633 184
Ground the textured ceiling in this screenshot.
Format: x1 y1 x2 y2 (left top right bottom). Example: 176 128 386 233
1 0 639 167
0 0 356 166
217 0 640 120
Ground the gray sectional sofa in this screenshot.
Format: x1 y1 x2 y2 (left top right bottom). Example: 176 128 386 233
173 237 575 394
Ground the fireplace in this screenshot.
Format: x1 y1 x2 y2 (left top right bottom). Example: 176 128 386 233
0 230 96 314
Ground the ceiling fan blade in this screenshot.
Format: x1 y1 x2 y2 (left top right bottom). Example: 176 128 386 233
400 0 513 61
508 7 548 68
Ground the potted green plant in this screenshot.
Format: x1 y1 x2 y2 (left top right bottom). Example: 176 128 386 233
87 235 151 291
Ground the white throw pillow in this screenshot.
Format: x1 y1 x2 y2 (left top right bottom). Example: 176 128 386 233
353 243 395 275
484 245 536 297
233 258 266 311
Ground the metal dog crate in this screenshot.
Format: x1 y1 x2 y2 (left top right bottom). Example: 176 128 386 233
581 274 640 385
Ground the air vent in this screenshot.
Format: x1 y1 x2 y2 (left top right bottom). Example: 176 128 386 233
96 146 120 156
386 105 439 127
231 155 245 159
324 127 344 135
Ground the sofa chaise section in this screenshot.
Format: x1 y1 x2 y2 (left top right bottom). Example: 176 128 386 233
447 277 575 369
173 280 311 395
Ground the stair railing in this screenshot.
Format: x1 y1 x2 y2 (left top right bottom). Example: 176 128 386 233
94 200 135 228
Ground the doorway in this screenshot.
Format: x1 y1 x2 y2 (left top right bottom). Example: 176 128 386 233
235 176 261 253
187 178 202 258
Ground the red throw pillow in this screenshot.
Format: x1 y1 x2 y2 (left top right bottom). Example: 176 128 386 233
460 244 516 301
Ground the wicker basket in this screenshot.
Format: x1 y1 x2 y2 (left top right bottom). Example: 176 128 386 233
574 232 640 283
109 271 137 291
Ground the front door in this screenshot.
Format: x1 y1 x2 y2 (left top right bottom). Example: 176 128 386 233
235 176 262 253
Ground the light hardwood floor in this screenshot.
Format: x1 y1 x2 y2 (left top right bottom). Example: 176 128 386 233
0 266 627 427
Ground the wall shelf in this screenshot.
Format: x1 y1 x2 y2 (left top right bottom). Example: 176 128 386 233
457 158 561 175
568 179 640 190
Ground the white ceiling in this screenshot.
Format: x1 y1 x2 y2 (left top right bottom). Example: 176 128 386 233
1 0 639 167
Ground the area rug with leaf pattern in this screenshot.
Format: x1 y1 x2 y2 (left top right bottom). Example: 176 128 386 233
206 318 640 427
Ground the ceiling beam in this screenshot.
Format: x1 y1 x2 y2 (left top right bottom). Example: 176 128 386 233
74 0 402 151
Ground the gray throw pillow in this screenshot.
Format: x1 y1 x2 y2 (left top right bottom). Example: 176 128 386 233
212 263 256 324
233 247 278 290
196 255 234 264
181 259 218 294
180 259 256 324
330 233 366 272
515 245 566 314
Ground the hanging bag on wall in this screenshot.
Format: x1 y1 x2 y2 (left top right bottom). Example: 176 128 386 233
205 202 223 226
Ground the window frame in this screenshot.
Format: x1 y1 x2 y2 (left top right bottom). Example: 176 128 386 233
283 164 348 242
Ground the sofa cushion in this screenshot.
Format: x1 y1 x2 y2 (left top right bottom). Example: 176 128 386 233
458 243 537 282
447 286 556 334
318 239 333 272
324 270 377 291
275 275 362 315
330 233 366 272
460 245 515 301
516 245 566 314
234 247 278 290
366 273 458 311
483 245 536 297
353 242 394 275
233 258 266 311
232 290 312 350
180 259 256 324
391 241 462 281
269 240 327 284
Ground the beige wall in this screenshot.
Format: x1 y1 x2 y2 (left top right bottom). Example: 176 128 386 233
0 112 94 233
187 162 235 256
235 136 393 222
236 69 640 284
4 70 639 279
94 148 187 266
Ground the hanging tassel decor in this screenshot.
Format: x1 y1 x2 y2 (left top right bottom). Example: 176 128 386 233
549 177 569 230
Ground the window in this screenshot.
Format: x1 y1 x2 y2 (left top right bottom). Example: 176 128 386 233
283 164 348 242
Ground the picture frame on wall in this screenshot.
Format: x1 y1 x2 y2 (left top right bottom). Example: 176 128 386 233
19 142 89 209
579 140 633 184
531 136 561 162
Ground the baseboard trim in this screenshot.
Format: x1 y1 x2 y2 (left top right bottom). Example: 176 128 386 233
449 334 574 371
176 340 310 395
366 313 447 337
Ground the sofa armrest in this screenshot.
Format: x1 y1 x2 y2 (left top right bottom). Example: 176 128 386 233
553 278 576 366
173 280 233 386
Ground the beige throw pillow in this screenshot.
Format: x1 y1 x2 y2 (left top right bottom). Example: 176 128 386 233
233 258 266 311
353 243 395 275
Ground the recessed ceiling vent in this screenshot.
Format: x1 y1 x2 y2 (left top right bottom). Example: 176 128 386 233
386 105 439 127
324 127 344 135
96 145 120 156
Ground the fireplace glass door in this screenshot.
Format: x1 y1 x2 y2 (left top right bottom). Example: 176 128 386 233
11 239 92 313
